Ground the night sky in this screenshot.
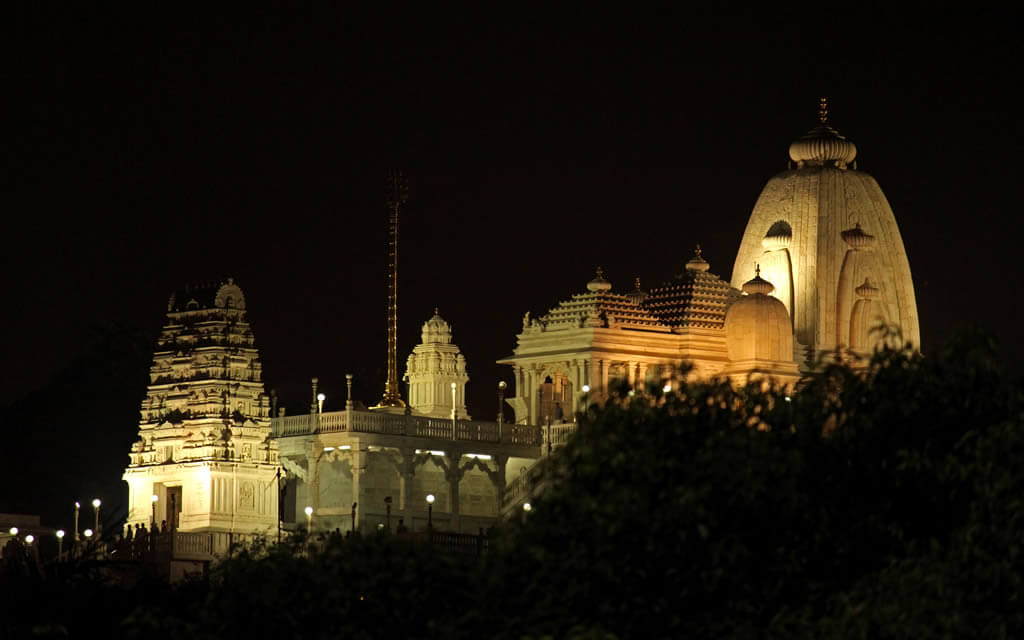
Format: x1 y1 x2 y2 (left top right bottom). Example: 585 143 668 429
3 12 1021 524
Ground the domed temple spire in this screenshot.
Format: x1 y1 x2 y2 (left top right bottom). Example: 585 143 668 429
818 96 829 124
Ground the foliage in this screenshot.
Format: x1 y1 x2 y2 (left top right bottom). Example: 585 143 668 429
4 330 1024 638
485 330 1024 638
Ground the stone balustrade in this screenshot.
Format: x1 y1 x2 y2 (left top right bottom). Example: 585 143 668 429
272 409 542 447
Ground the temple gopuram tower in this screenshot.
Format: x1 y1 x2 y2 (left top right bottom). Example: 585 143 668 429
123 278 279 535
732 99 920 365
404 309 470 419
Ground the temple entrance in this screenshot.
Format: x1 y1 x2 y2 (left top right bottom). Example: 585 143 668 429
166 486 182 530
538 374 573 423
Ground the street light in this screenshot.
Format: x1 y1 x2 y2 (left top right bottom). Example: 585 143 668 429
317 392 325 413
24 535 34 545
523 502 532 512
83 529 93 539
497 381 507 425
8 527 17 536
151 494 159 531
56 530 65 559
92 498 101 535
304 506 313 535
351 502 358 534
581 385 590 413
73 502 80 542
426 494 435 531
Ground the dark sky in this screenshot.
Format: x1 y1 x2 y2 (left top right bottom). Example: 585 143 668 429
3 12 1022 521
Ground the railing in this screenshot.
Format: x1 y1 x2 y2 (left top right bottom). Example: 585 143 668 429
544 421 578 449
272 410 542 447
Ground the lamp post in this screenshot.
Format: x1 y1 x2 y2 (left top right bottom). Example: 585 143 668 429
8 527 17 536
304 506 313 535
73 502 80 543
497 381 507 440
426 494 435 532
24 535 34 545
151 494 159 531
317 392 325 413
351 502 358 534
83 529 93 540
56 530 65 560
92 498 101 535
581 385 590 414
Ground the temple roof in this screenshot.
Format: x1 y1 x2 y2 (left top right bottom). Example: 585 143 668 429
167 278 246 313
532 257 738 334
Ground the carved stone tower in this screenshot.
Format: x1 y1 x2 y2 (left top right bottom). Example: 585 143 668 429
122 278 279 535
732 99 920 365
404 309 470 419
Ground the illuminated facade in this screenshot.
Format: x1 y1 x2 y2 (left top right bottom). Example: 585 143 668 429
732 101 920 364
501 105 916 425
122 280 279 537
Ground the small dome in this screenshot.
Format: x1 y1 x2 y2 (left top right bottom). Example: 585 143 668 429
841 222 876 250
725 279 793 364
741 265 775 295
421 308 453 344
788 99 857 168
761 220 792 251
685 245 710 272
628 277 648 304
586 267 613 292
855 277 880 299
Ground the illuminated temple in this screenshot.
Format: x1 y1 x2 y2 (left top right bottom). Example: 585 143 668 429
122 105 920 545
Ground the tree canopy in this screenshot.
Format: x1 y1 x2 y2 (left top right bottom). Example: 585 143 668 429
4 330 1023 639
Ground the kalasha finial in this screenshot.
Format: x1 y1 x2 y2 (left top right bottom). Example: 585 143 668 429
634 277 641 289
818 97 829 124
596 266 604 279
755 263 761 277
434 307 439 316
695 243 703 258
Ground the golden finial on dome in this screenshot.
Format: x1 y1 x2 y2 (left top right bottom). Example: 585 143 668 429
695 243 703 258
755 263 761 277
818 97 829 124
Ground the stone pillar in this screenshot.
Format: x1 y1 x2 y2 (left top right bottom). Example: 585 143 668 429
350 449 364 532
397 449 415 517
493 455 508 515
600 359 609 393
445 454 463 533
569 360 581 414
637 362 648 393
526 367 537 425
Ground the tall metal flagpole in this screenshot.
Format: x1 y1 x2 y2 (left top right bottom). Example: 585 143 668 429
375 171 407 410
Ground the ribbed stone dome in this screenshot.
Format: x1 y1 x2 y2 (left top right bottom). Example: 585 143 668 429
725 278 793 363
732 106 920 362
685 246 710 272
789 124 858 168
586 267 613 292
761 221 793 251
741 267 775 295
841 223 876 250
855 277 880 299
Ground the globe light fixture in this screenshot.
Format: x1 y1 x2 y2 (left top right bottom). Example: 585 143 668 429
304 506 313 535
8 527 17 536
317 392 325 413
24 535 34 544
523 502 532 512
56 529 65 558
92 498 102 534
83 528 93 538
426 494 435 531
